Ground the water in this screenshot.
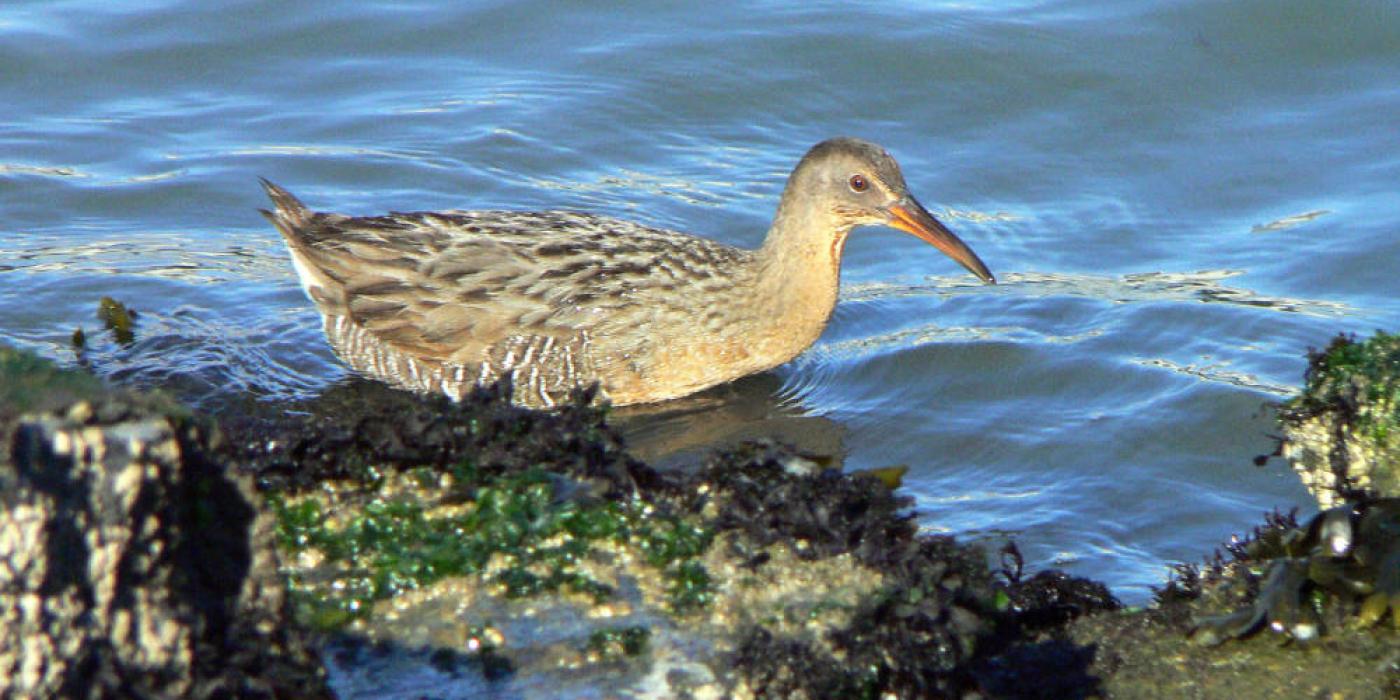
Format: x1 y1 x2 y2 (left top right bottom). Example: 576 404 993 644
4 0 1399 611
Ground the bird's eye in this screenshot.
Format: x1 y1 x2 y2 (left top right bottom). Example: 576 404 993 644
848 174 869 193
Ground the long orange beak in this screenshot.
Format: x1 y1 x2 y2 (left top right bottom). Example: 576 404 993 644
887 197 995 284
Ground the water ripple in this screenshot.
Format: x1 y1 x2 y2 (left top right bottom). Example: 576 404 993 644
1132 357 1293 396
3 0 1396 625
89 305 339 409
843 269 1355 318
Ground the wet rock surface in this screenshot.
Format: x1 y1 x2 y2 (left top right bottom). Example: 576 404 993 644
226 378 1124 698
1180 499 1400 645
1070 498 1400 699
0 382 329 698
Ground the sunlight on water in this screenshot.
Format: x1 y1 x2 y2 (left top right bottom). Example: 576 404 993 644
2 0 1398 627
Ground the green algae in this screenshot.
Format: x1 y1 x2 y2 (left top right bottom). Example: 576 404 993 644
666 559 714 613
1288 332 1400 445
1281 332 1400 505
585 625 651 659
271 465 713 630
241 387 1104 695
0 345 104 420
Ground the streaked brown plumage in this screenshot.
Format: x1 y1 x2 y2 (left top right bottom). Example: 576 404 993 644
261 137 994 408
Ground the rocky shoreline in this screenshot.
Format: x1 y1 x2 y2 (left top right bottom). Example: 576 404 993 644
1 333 1396 698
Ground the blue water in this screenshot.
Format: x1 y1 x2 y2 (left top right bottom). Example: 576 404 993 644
4 0 1399 617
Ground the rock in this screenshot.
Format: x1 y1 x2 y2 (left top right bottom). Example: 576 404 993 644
1077 501 1400 699
1280 332 1400 507
247 391 1026 698
1182 498 1400 644
0 346 105 430
0 393 329 699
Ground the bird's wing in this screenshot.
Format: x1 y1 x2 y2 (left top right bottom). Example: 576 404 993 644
276 207 742 369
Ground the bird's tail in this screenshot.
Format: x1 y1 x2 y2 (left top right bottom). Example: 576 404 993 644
257 178 349 313
258 177 314 242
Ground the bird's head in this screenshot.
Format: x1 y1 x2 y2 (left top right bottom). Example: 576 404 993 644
780 137 995 284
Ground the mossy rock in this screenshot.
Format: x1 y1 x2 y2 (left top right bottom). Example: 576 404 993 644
0 346 105 419
1280 332 1400 506
271 465 714 630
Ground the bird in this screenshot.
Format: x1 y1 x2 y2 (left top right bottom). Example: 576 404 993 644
260 137 995 408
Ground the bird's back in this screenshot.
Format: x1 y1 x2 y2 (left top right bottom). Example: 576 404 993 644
260 180 762 406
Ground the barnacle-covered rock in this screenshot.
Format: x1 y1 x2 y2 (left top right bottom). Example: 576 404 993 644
245 392 1098 699
0 351 329 699
1280 332 1400 507
689 443 1115 698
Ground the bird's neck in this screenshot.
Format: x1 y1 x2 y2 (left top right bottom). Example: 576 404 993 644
751 205 852 358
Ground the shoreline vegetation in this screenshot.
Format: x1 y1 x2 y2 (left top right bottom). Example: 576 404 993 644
1 309 1396 698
